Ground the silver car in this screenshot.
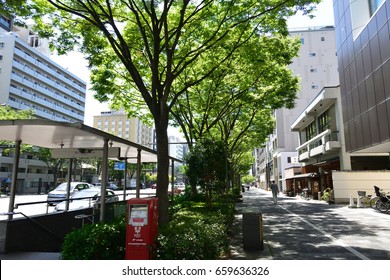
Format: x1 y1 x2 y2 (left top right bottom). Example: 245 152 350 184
47 182 92 205
54 188 118 211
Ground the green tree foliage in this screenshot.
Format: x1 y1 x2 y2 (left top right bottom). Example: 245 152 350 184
5 0 321 225
0 105 34 120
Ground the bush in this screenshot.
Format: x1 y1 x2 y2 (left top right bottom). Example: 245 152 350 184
157 202 234 260
61 217 126 260
60 200 235 260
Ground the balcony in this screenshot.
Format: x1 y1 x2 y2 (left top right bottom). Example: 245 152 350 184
297 129 340 162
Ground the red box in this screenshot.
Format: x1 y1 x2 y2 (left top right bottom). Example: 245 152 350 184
125 197 158 260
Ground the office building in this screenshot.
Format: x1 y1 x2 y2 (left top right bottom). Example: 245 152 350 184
334 0 390 167
93 110 154 148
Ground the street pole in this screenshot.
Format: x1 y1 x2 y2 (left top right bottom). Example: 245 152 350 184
7 140 21 221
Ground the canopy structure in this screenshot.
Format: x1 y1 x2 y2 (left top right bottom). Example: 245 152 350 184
0 119 182 222
0 119 161 163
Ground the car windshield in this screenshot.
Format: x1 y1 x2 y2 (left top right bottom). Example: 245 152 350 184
72 190 99 199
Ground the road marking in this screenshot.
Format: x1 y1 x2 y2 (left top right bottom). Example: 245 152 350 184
278 204 371 260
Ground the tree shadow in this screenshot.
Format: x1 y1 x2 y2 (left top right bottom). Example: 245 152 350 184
229 189 390 260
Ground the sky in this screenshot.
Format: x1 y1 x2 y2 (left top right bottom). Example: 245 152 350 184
51 0 335 130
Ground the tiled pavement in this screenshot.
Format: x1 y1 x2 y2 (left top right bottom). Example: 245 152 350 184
229 187 390 260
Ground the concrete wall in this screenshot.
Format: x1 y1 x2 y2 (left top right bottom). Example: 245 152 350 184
332 170 390 203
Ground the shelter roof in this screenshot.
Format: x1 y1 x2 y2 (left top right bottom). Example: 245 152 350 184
0 119 181 163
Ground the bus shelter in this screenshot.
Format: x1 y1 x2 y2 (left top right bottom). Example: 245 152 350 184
0 119 180 222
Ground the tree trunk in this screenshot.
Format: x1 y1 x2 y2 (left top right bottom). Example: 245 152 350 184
155 118 170 226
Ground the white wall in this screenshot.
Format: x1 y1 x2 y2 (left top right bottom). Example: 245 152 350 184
332 170 390 202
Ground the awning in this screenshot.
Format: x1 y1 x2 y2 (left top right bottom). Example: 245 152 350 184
286 173 318 180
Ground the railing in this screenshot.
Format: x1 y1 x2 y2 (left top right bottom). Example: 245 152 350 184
297 129 340 158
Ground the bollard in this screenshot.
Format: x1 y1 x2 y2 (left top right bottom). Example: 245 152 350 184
348 194 355 208
356 195 362 208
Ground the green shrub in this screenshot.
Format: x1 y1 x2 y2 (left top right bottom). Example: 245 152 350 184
157 203 233 260
61 217 126 260
60 200 235 260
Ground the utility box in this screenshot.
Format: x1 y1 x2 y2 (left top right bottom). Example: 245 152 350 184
242 212 264 251
126 197 158 260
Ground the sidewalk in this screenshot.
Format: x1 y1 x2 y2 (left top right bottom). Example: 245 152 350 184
0 251 61 260
228 187 390 260
2 187 389 260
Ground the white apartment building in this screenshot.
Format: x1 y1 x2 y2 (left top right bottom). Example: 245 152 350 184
0 29 86 122
256 26 339 191
93 110 154 148
0 17 87 194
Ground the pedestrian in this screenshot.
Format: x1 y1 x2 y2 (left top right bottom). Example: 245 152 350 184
37 178 42 194
270 180 279 205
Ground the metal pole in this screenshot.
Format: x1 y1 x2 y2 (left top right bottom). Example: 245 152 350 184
123 159 127 201
100 139 109 222
7 140 21 221
65 158 73 211
136 149 141 198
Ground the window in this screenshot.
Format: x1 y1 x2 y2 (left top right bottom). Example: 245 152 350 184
318 110 331 133
305 121 316 141
311 85 319 89
0 42 4 48
300 38 304 44
321 36 325 41
310 68 317 73
0 55 3 61
369 0 384 16
351 0 385 39
309 52 316 57
287 157 291 163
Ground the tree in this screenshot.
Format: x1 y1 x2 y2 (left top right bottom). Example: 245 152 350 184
171 34 300 148
184 138 227 206
0 105 34 120
5 0 320 225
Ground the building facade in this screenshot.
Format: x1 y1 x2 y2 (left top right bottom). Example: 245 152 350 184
93 110 154 148
0 30 86 122
289 86 350 197
0 19 87 193
256 26 340 191
334 0 390 167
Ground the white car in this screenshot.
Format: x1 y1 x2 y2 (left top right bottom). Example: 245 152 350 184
54 188 118 211
174 182 186 192
47 182 92 205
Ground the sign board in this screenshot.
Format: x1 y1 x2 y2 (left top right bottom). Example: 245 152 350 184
51 147 120 159
114 162 125 170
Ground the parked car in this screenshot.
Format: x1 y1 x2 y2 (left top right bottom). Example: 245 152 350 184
108 183 118 190
126 181 145 190
47 182 92 206
54 188 118 211
174 182 186 192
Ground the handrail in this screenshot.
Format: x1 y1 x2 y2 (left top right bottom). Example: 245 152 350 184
0 211 62 241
